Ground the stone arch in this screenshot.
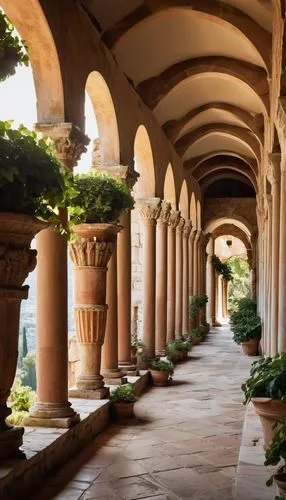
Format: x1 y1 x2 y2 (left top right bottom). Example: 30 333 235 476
199 169 257 194
163 164 176 208
0 0 64 122
86 71 120 165
205 217 252 238
179 180 189 219
133 125 155 197
212 224 251 252
190 193 197 229
185 150 259 176
192 155 258 180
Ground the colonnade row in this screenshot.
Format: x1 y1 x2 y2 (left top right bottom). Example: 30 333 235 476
20 123 211 428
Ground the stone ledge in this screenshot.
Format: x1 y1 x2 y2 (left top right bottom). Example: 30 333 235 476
0 371 150 499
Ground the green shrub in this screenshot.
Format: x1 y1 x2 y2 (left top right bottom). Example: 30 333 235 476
0 10 29 82
264 415 286 487
7 410 28 426
69 173 134 225
7 377 36 425
0 121 72 228
168 339 192 352
213 255 233 280
110 383 136 403
189 295 208 318
230 298 257 324
242 354 286 405
189 325 205 343
231 313 261 344
131 334 145 350
149 359 174 375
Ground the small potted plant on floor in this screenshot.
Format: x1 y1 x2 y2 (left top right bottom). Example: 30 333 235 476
166 340 182 363
230 298 261 355
189 325 205 345
110 383 136 423
242 354 286 446
68 173 134 398
149 359 174 387
264 415 286 498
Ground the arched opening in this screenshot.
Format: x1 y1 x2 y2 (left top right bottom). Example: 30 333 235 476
163 164 176 208
133 125 155 197
190 193 197 229
197 200 202 230
179 180 189 219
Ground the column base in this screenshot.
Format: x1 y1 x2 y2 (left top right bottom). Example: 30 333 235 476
119 362 138 376
69 386 109 399
102 368 128 386
0 426 24 459
24 402 80 428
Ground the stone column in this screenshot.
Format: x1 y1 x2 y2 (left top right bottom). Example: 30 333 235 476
222 279 228 318
188 229 197 299
182 221 192 335
139 198 161 358
193 230 201 296
167 210 181 341
206 235 216 326
155 201 171 355
268 154 281 356
25 123 88 427
175 217 185 339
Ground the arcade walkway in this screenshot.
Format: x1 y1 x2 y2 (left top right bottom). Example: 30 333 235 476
34 327 257 500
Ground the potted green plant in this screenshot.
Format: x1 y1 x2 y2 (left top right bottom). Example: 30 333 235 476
264 415 286 498
0 10 29 82
0 121 70 458
242 354 286 446
231 313 261 355
167 339 191 361
189 325 205 345
68 173 134 399
131 334 145 364
110 383 136 423
149 359 174 387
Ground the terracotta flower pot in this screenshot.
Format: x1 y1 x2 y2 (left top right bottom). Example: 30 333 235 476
113 402 135 423
241 338 259 356
69 223 121 398
274 472 286 498
252 398 286 446
150 370 170 387
0 213 48 458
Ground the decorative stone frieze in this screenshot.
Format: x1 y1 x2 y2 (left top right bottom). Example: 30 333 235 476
35 122 89 169
157 201 171 227
168 209 181 231
139 197 161 225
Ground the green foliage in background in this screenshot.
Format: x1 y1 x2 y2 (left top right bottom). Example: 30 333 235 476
264 415 286 488
110 383 136 403
213 255 233 281
228 257 250 309
7 377 36 425
21 351 36 390
0 10 29 82
189 294 208 318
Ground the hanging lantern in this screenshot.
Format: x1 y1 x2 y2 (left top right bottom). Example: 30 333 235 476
226 239 232 247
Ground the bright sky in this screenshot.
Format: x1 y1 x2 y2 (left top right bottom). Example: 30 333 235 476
0 64 99 174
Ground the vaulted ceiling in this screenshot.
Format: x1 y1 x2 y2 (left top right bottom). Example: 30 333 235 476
81 0 272 197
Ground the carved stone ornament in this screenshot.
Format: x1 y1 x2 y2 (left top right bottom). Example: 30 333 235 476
183 220 192 238
168 209 181 229
139 198 161 225
176 216 185 234
95 164 139 190
267 153 281 185
36 122 90 169
157 201 171 226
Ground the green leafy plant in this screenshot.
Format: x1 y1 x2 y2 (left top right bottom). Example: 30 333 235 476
69 173 134 225
264 416 286 489
231 314 261 344
131 334 145 350
166 341 182 363
0 121 73 229
230 298 257 324
242 354 286 405
189 294 208 318
213 255 233 281
7 377 36 425
0 10 29 82
189 325 205 343
110 383 136 404
149 359 174 375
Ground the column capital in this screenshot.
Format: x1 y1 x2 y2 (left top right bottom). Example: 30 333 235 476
189 228 197 242
194 228 202 242
95 164 139 190
168 209 181 230
138 197 161 226
267 153 281 185
176 217 185 234
201 232 211 248
35 122 89 169
157 201 172 227
183 220 192 238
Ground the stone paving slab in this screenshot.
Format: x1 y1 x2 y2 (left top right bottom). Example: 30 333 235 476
32 326 260 500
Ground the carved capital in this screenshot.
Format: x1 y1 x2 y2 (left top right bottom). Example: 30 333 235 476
189 228 197 242
168 209 181 230
157 201 171 227
267 153 281 185
95 164 139 190
183 219 192 238
201 232 211 248
139 198 161 226
176 217 185 234
36 122 90 169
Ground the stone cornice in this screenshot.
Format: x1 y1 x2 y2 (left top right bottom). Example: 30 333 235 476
157 201 172 227
36 122 89 169
168 209 181 229
138 198 161 226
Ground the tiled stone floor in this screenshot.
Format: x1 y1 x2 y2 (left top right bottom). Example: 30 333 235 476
33 326 267 500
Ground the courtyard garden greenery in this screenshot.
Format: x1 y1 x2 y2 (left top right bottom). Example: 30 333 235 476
110 383 136 404
189 294 208 318
149 359 174 375
242 354 286 405
69 173 134 225
230 298 261 345
264 415 286 488
7 377 36 425
213 255 233 281
0 10 29 82
227 257 251 309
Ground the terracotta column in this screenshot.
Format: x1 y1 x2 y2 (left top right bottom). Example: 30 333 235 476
278 162 286 352
193 230 201 296
175 217 185 339
25 123 88 427
206 235 216 326
266 195 272 356
139 198 161 358
167 210 181 341
268 154 281 356
188 229 196 299
222 279 228 318
182 221 192 335
155 201 171 355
